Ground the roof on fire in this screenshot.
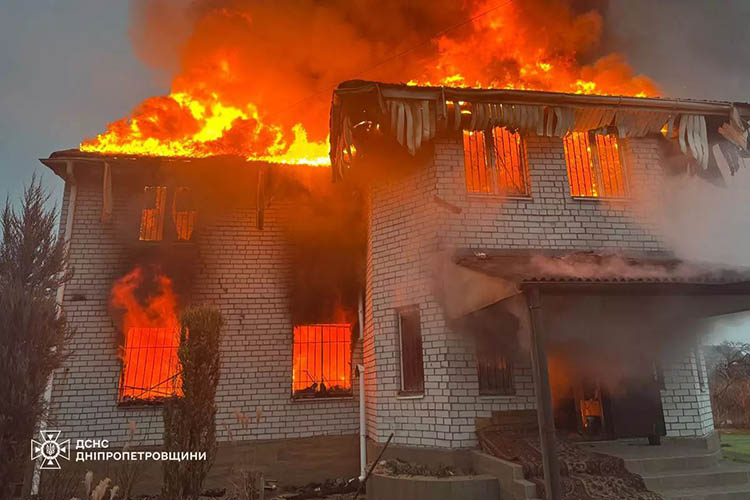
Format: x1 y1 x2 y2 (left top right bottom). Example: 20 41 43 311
329 80 750 181
39 148 290 181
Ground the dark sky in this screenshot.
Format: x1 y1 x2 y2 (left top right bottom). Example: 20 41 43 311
1 0 748 205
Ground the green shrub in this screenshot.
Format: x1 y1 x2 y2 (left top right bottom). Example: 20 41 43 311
0 178 71 500
162 306 223 500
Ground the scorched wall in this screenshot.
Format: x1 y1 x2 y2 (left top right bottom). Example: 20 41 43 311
50 166 361 447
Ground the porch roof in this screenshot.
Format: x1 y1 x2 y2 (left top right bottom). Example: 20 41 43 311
456 250 750 292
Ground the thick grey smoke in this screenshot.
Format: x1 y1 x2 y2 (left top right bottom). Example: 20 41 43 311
651 167 750 268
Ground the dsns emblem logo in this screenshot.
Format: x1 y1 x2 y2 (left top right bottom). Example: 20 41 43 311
31 431 70 469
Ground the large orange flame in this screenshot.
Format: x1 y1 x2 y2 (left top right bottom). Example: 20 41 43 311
80 0 658 163
111 267 182 401
110 267 179 333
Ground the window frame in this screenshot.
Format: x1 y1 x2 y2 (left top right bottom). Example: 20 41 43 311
139 185 198 242
463 127 532 198
563 131 630 200
476 337 515 397
118 326 182 405
291 323 353 400
171 186 197 241
139 186 168 242
397 306 425 396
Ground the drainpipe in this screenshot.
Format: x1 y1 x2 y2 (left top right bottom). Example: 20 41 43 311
356 290 367 480
31 161 77 495
356 364 366 481
526 286 561 500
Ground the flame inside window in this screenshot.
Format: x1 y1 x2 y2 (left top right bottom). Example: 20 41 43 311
172 187 196 241
119 326 181 403
463 127 530 196
292 324 352 398
140 186 167 241
563 132 627 198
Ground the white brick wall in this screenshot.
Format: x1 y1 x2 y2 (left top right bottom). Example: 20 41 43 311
51 132 717 452
51 171 361 447
661 349 714 437
366 135 715 448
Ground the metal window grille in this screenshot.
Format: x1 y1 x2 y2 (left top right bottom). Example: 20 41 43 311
476 338 514 395
172 187 196 241
563 132 628 198
463 128 530 196
139 186 167 241
292 324 352 398
118 326 181 403
398 308 424 394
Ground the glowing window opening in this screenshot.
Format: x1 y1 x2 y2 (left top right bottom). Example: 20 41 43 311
119 326 181 403
563 132 628 198
139 186 167 241
292 324 352 398
172 187 197 241
463 128 531 196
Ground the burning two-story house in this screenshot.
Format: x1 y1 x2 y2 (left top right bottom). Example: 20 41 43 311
40 81 750 498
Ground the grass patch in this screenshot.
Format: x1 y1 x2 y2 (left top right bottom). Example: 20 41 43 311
720 430 750 463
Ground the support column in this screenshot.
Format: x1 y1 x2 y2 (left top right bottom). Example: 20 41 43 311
526 287 561 500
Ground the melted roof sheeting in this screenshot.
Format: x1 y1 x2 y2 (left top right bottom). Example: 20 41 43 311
329 80 750 180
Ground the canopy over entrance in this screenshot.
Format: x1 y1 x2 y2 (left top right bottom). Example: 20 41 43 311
451 250 750 500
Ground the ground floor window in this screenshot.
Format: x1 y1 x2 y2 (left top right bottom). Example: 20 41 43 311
476 335 514 396
119 326 181 403
398 307 424 394
292 324 352 398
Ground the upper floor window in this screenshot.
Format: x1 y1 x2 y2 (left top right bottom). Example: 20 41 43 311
398 307 424 395
563 132 628 198
140 186 196 241
140 186 167 241
172 187 197 241
463 128 530 196
292 324 352 398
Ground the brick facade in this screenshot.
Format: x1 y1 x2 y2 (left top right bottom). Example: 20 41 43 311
50 170 361 448
49 132 715 455
365 135 715 448
661 349 714 437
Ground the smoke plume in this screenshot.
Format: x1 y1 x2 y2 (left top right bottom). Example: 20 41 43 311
650 166 750 268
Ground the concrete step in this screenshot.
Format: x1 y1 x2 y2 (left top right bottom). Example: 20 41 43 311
640 462 750 492
624 449 722 474
659 483 750 500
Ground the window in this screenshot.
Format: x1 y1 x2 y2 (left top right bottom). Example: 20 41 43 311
292 324 352 398
476 334 514 395
463 127 530 196
398 307 424 394
119 327 181 403
172 187 196 241
140 186 167 241
563 132 628 198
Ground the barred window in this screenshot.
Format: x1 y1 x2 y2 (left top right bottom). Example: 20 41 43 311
563 132 628 198
463 128 530 196
398 307 424 394
476 334 514 395
292 324 352 398
140 186 167 241
119 327 181 403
